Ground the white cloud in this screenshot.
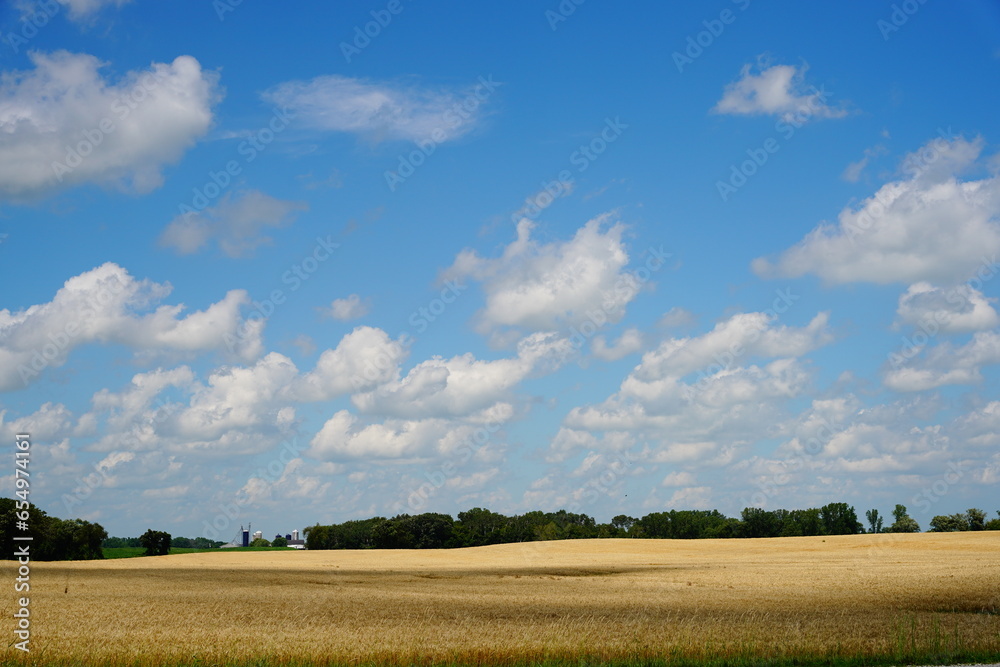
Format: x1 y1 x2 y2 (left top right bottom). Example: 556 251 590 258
713 62 846 121
0 51 219 200
510 180 574 223
0 402 78 443
288 327 407 402
309 412 462 461
321 294 370 321
752 393 1000 503
841 143 888 183
0 263 263 391
15 0 130 22
262 74 494 143
633 311 832 381
666 486 713 509
89 367 194 435
444 214 655 341
657 307 696 329
352 332 571 419
591 328 645 361
159 190 307 257
884 331 1000 392
895 282 1000 333
83 356 299 456
753 136 1000 285
661 471 696 487
308 332 572 463
551 312 833 463
166 353 300 455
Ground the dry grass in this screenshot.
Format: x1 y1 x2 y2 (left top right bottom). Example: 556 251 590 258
2 532 999 666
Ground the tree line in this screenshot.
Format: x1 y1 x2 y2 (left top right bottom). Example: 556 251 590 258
0 498 227 561
103 535 224 550
0 498 106 560
305 503 1000 550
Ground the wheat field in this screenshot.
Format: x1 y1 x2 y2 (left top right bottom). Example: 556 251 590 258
3 532 999 666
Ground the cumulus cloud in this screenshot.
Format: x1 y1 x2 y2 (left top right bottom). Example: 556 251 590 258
665 486 714 509
753 136 1000 285
352 332 571 419
288 327 407 402
308 413 458 461
321 294 370 321
308 332 573 462
751 393 1000 503
81 356 299 457
713 62 846 121
262 74 496 144
0 263 264 391
657 307 696 329
633 311 832 382
444 214 659 341
159 190 307 257
661 471 696 487
895 282 1000 333
591 328 645 361
884 331 1000 392
550 311 833 463
0 51 219 200
166 354 300 455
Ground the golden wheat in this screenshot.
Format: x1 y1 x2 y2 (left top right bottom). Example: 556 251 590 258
2 532 998 665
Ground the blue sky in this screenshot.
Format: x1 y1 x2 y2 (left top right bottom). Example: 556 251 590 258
1 0 999 541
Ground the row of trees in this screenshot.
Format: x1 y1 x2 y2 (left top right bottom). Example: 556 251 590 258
0 498 107 560
306 503 942 551
928 509 1000 532
102 535 224 549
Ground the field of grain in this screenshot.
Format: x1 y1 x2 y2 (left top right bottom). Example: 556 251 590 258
3 532 999 666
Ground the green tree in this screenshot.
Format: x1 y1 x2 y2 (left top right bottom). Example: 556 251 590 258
139 529 171 556
456 508 510 546
819 503 863 535
865 509 883 534
611 515 636 533
533 521 559 541
928 514 966 532
966 508 987 531
271 536 287 548
886 505 920 533
249 537 271 547
740 507 782 538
